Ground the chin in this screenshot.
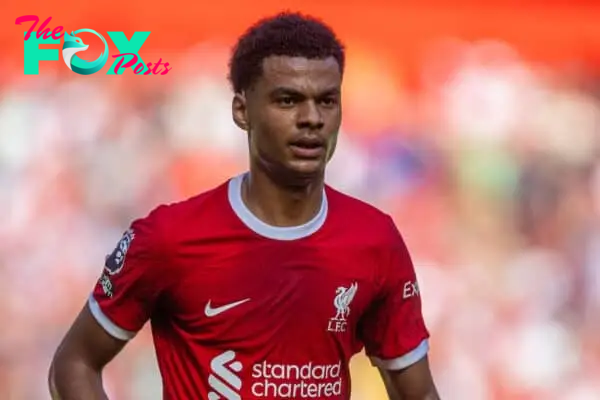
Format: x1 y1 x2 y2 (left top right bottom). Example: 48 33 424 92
254 155 325 187
289 159 325 174
282 160 326 185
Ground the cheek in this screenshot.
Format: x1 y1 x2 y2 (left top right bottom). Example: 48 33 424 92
324 111 341 138
255 109 294 141
325 108 342 129
327 131 339 152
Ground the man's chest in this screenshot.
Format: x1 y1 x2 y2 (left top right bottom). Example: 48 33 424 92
162 243 380 346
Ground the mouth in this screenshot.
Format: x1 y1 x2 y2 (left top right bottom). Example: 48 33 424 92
289 137 326 159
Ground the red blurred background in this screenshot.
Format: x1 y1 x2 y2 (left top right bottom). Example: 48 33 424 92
2 1 600 399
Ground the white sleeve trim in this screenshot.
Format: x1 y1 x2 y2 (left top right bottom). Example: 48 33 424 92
370 338 429 370
87 295 137 341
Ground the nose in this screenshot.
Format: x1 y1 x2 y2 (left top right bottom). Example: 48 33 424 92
296 100 324 130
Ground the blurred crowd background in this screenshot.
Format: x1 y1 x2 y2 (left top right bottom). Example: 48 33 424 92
2 1 600 399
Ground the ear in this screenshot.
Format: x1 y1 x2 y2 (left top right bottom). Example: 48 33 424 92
232 92 249 131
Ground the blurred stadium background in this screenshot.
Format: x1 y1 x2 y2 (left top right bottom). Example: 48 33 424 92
2 0 600 399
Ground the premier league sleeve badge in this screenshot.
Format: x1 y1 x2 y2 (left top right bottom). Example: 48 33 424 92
104 229 136 276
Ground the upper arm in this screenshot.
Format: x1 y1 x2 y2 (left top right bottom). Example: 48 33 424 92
358 215 430 363
52 207 170 369
378 356 439 400
358 215 435 396
52 303 127 372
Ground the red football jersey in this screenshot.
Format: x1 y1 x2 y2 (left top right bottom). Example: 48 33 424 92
89 172 430 399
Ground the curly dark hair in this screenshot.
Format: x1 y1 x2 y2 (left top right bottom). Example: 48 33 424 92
228 12 345 93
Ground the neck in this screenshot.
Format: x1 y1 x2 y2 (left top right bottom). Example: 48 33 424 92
241 165 325 228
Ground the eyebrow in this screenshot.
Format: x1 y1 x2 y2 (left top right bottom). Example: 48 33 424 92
269 87 340 97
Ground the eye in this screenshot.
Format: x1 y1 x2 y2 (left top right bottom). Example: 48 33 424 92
320 97 338 107
277 96 296 107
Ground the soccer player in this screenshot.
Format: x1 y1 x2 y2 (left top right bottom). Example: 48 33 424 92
49 12 440 400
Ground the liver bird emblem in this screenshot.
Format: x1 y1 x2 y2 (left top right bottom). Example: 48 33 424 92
332 282 358 321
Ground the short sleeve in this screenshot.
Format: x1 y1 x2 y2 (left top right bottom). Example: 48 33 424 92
88 207 168 341
357 216 430 371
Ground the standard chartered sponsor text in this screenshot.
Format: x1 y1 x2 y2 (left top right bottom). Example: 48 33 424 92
251 361 343 398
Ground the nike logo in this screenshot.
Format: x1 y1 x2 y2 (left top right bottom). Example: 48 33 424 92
204 298 251 317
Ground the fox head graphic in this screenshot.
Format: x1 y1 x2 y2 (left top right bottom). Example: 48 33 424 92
61 29 109 75
62 31 89 70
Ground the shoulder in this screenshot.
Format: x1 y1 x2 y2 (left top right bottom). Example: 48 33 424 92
324 186 413 289
151 180 229 226
325 185 400 246
125 179 231 255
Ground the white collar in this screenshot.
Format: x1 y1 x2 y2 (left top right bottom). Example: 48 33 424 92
227 172 328 240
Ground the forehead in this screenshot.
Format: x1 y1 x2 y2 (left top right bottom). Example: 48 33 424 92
256 56 341 93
